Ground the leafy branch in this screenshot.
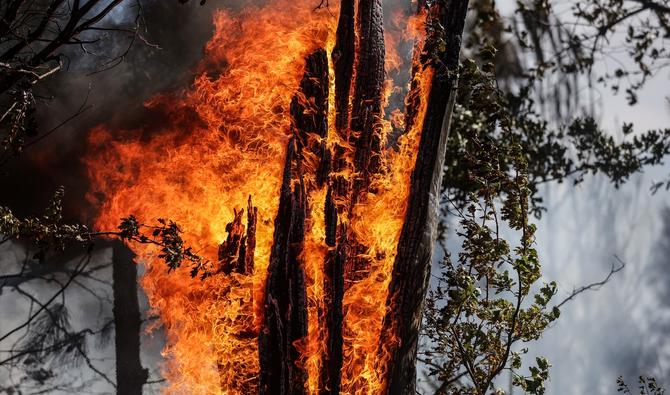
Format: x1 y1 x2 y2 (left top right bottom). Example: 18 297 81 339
0 186 211 278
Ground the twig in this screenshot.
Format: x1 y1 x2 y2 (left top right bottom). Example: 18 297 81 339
556 256 626 309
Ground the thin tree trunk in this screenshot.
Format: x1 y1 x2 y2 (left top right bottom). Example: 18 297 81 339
112 241 148 395
331 0 355 204
380 1 470 394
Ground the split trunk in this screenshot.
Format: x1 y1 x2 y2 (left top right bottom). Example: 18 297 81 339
253 0 470 393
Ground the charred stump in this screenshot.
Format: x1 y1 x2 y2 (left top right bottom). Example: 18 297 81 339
217 196 257 275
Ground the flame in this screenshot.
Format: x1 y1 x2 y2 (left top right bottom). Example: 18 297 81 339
85 1 431 394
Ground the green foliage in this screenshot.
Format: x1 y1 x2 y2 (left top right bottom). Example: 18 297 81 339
0 186 89 260
443 54 670 218
422 49 562 394
0 187 208 277
507 0 670 105
427 1 670 388
116 215 211 279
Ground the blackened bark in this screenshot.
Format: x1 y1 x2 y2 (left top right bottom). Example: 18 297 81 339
217 208 245 274
351 0 385 200
291 48 330 188
217 197 257 275
320 187 345 395
112 241 148 395
332 0 355 133
244 195 257 275
334 0 387 287
381 1 470 394
259 139 309 395
291 49 329 144
331 0 356 206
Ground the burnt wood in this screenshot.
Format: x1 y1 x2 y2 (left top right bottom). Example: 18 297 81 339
350 0 385 202
217 208 245 274
259 139 309 395
337 0 387 290
291 49 330 188
216 197 257 275
320 188 345 394
244 195 258 275
380 1 470 394
331 0 355 207
332 0 355 134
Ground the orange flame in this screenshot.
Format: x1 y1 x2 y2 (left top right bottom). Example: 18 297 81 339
85 1 430 394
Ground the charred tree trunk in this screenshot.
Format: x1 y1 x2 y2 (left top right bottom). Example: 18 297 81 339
345 0 387 285
380 1 470 394
331 0 355 203
321 187 345 395
350 0 385 202
260 47 337 395
291 48 330 188
259 0 467 393
259 140 309 395
112 241 148 395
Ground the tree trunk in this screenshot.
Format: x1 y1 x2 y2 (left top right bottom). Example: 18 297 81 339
259 139 310 395
350 0 385 202
112 241 148 395
380 1 470 394
258 1 469 393
321 187 345 395
260 43 337 394
331 0 355 204
345 0 386 286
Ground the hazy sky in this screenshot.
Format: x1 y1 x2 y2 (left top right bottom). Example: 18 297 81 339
494 1 670 393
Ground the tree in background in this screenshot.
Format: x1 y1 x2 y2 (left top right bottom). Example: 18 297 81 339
0 1 204 394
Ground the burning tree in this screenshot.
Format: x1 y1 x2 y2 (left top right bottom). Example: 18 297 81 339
82 0 670 393
86 0 472 393
3 0 669 394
